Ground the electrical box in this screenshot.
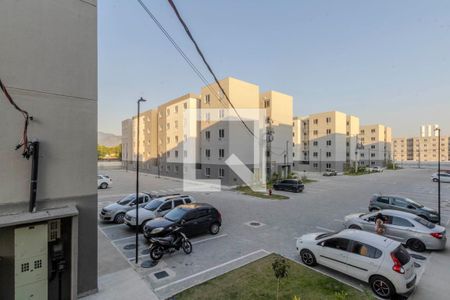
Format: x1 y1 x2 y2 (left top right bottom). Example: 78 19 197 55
48 219 61 242
14 224 48 300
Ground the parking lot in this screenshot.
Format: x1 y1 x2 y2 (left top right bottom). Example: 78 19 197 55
97 168 450 299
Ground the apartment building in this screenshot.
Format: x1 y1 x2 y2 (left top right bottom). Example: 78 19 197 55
122 77 293 185
0 0 97 299
393 136 450 163
359 124 393 167
293 111 360 172
420 124 439 138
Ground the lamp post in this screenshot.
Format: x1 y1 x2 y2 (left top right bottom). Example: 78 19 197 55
434 127 441 225
136 97 147 264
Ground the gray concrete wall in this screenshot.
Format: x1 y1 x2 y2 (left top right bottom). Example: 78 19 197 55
0 0 97 296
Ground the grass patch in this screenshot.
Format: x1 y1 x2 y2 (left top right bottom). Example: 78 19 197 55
236 186 289 200
174 254 370 300
301 178 317 184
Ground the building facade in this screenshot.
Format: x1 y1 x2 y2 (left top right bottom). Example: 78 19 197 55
293 111 360 172
359 124 393 167
393 136 450 163
122 77 293 185
0 1 97 299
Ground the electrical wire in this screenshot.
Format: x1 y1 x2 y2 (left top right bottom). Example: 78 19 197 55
167 0 256 138
0 78 33 158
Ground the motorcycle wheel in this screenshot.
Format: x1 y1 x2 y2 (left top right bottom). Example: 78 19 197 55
150 245 164 261
182 240 192 254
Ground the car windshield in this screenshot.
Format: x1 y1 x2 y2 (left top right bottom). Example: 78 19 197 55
144 199 163 211
414 217 435 229
405 198 423 208
117 194 135 205
165 207 187 222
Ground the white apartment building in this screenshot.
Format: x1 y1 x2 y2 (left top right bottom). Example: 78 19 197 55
122 77 293 185
359 124 393 167
420 124 439 138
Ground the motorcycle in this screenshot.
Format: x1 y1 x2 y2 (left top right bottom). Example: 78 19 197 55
148 226 192 261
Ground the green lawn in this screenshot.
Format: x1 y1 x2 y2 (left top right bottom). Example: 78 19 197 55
235 186 289 200
174 254 372 300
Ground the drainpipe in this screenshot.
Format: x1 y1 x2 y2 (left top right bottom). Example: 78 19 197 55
29 141 40 213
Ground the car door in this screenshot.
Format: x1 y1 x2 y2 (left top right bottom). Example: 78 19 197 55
346 240 382 281
386 216 414 243
391 197 410 212
377 196 390 209
182 210 200 236
442 174 450 183
360 214 377 233
317 238 350 273
157 201 173 217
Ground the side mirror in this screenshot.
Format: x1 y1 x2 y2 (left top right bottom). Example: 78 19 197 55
180 219 186 225
407 205 415 209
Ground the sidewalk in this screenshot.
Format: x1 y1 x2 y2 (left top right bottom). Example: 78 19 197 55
410 222 450 300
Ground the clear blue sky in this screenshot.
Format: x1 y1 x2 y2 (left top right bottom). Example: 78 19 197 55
99 0 450 137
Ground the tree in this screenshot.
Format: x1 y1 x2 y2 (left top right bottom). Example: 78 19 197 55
272 257 290 300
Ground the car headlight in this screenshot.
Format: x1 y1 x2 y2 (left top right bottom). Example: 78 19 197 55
130 217 136 223
150 227 164 234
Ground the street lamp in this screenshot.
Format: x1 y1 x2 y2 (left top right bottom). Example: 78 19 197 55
136 97 147 264
434 127 441 225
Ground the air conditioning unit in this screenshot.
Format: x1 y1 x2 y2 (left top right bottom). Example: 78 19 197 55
48 219 60 242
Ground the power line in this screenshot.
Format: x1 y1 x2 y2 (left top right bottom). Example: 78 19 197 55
135 0 223 107
167 0 256 138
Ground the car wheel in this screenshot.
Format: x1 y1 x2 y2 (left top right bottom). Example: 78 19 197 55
100 182 108 189
150 245 164 261
370 275 395 299
300 249 317 266
182 240 192 254
209 223 220 235
369 207 380 212
114 213 125 224
407 238 426 252
349 224 362 230
432 178 439 182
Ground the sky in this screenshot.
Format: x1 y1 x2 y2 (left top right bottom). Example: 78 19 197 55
98 0 450 137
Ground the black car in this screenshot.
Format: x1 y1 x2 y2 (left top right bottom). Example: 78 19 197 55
143 203 222 239
273 179 304 193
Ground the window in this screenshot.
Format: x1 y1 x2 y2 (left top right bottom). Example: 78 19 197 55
219 149 225 158
392 198 408 208
175 150 179 158
175 106 178 113
184 102 187 109
159 202 172 211
313 152 318 157
167 137 170 144
360 153 365 157
166 123 170 129
205 149 211 158
326 163 331 169
371 145 375 149
313 119 318 125
205 94 210 104
175 120 178 128
350 241 382 259
175 136 179 143
218 168 225 178
205 167 211 177
166 108 170 116
313 130 318 135
326 152 331 157
360 130 365 134
175 166 179 172
371 137 376 141
184 150 187 157
326 129 331 134
219 109 225 118
206 112 211 122
391 216 413 227
219 129 225 139
167 151 171 158
371 129 376 133
323 238 350 251
264 99 270 108
313 163 318 168
326 117 331 123
326 140 331 146
205 130 210 140
313 141 318 146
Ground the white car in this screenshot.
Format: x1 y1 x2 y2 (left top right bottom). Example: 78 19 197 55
369 166 384 173
296 229 416 299
98 175 112 189
124 195 194 227
431 173 450 183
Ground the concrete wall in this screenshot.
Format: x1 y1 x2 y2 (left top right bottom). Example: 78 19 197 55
0 0 97 296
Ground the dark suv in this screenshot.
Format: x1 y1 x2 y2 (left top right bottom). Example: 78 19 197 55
273 179 304 193
143 203 222 238
369 194 439 223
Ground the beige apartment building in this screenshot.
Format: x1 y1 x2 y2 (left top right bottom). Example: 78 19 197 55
359 124 393 167
122 77 293 185
393 136 450 163
293 111 360 172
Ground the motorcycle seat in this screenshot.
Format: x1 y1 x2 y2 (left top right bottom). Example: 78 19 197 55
154 235 174 245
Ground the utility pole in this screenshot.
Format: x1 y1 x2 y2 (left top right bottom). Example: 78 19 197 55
435 128 441 225
319 148 322 173
286 140 289 177
368 147 371 167
135 97 147 264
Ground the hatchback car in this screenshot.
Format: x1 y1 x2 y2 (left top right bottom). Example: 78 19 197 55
296 229 416 299
323 169 338 176
344 210 447 252
369 194 439 223
273 179 304 192
431 173 450 183
143 203 222 239
97 175 112 189
124 195 194 227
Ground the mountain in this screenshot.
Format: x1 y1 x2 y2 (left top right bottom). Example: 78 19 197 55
98 132 121 147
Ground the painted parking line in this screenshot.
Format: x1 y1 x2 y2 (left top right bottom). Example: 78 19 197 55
99 223 127 230
154 249 270 292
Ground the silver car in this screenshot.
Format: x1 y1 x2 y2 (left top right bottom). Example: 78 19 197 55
344 209 447 252
99 193 153 223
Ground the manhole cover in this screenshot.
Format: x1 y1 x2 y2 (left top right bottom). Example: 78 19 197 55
414 262 421 268
250 222 260 226
141 260 158 268
410 254 426 260
245 221 265 228
123 244 136 250
141 248 150 255
154 270 169 279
